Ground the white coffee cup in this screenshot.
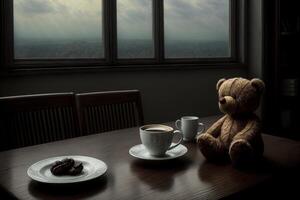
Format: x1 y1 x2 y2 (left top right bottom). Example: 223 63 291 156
139 124 183 157
175 116 205 141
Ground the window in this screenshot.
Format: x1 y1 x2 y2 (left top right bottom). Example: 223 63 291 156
1 0 240 70
117 0 154 58
164 0 230 58
14 0 104 59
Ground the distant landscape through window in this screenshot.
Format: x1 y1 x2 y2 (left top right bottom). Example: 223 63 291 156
117 0 154 58
14 0 103 59
164 0 230 58
13 0 231 60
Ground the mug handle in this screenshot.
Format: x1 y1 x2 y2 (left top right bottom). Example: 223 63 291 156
175 119 181 129
196 123 206 137
168 130 183 150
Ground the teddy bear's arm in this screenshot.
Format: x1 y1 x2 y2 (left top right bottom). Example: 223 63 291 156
197 115 228 161
205 115 227 138
229 119 264 160
232 119 261 142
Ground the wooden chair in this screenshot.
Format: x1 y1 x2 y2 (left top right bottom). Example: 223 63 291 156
76 90 144 135
0 93 80 151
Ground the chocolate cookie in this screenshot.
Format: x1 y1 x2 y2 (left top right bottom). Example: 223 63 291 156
68 163 84 175
50 158 75 176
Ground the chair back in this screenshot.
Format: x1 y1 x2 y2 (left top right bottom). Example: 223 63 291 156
76 90 144 135
0 93 80 150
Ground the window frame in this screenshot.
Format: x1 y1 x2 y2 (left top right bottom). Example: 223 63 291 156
1 0 244 72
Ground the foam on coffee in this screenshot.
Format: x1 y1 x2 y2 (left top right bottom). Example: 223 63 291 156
141 124 173 132
145 128 168 132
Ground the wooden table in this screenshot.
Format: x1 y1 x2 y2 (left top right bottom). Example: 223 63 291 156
0 115 299 200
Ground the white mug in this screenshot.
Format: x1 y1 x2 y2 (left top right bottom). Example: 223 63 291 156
175 116 205 141
140 124 183 157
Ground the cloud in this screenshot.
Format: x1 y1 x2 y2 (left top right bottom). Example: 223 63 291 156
164 0 229 41
14 0 102 40
117 0 152 40
14 0 67 15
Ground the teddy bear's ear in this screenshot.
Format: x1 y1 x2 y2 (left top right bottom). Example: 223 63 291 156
250 78 265 93
216 78 226 91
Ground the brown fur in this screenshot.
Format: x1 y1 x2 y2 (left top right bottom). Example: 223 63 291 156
197 77 265 166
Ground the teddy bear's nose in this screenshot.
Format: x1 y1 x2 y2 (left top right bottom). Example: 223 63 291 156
219 97 226 104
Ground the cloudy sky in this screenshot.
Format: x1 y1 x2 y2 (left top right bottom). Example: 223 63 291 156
165 0 229 41
14 0 229 42
117 0 152 40
14 0 103 40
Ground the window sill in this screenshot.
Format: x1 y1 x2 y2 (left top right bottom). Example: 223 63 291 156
0 61 246 77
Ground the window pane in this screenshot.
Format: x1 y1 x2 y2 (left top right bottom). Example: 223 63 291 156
117 0 154 58
164 0 230 58
14 0 103 59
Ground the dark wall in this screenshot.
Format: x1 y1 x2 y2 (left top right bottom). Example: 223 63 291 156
0 68 247 123
248 0 263 78
247 0 263 117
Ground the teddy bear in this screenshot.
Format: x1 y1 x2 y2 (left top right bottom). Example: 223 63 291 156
197 77 265 167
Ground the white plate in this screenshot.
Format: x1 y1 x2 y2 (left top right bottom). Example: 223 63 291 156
129 144 188 160
27 155 107 184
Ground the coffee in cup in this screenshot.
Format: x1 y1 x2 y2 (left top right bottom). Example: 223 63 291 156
139 124 183 157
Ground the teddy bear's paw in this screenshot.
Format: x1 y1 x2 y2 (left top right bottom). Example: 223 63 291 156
229 139 254 167
197 133 214 144
197 134 227 162
197 134 218 151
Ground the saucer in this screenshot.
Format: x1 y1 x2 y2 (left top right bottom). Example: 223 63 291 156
129 143 188 160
